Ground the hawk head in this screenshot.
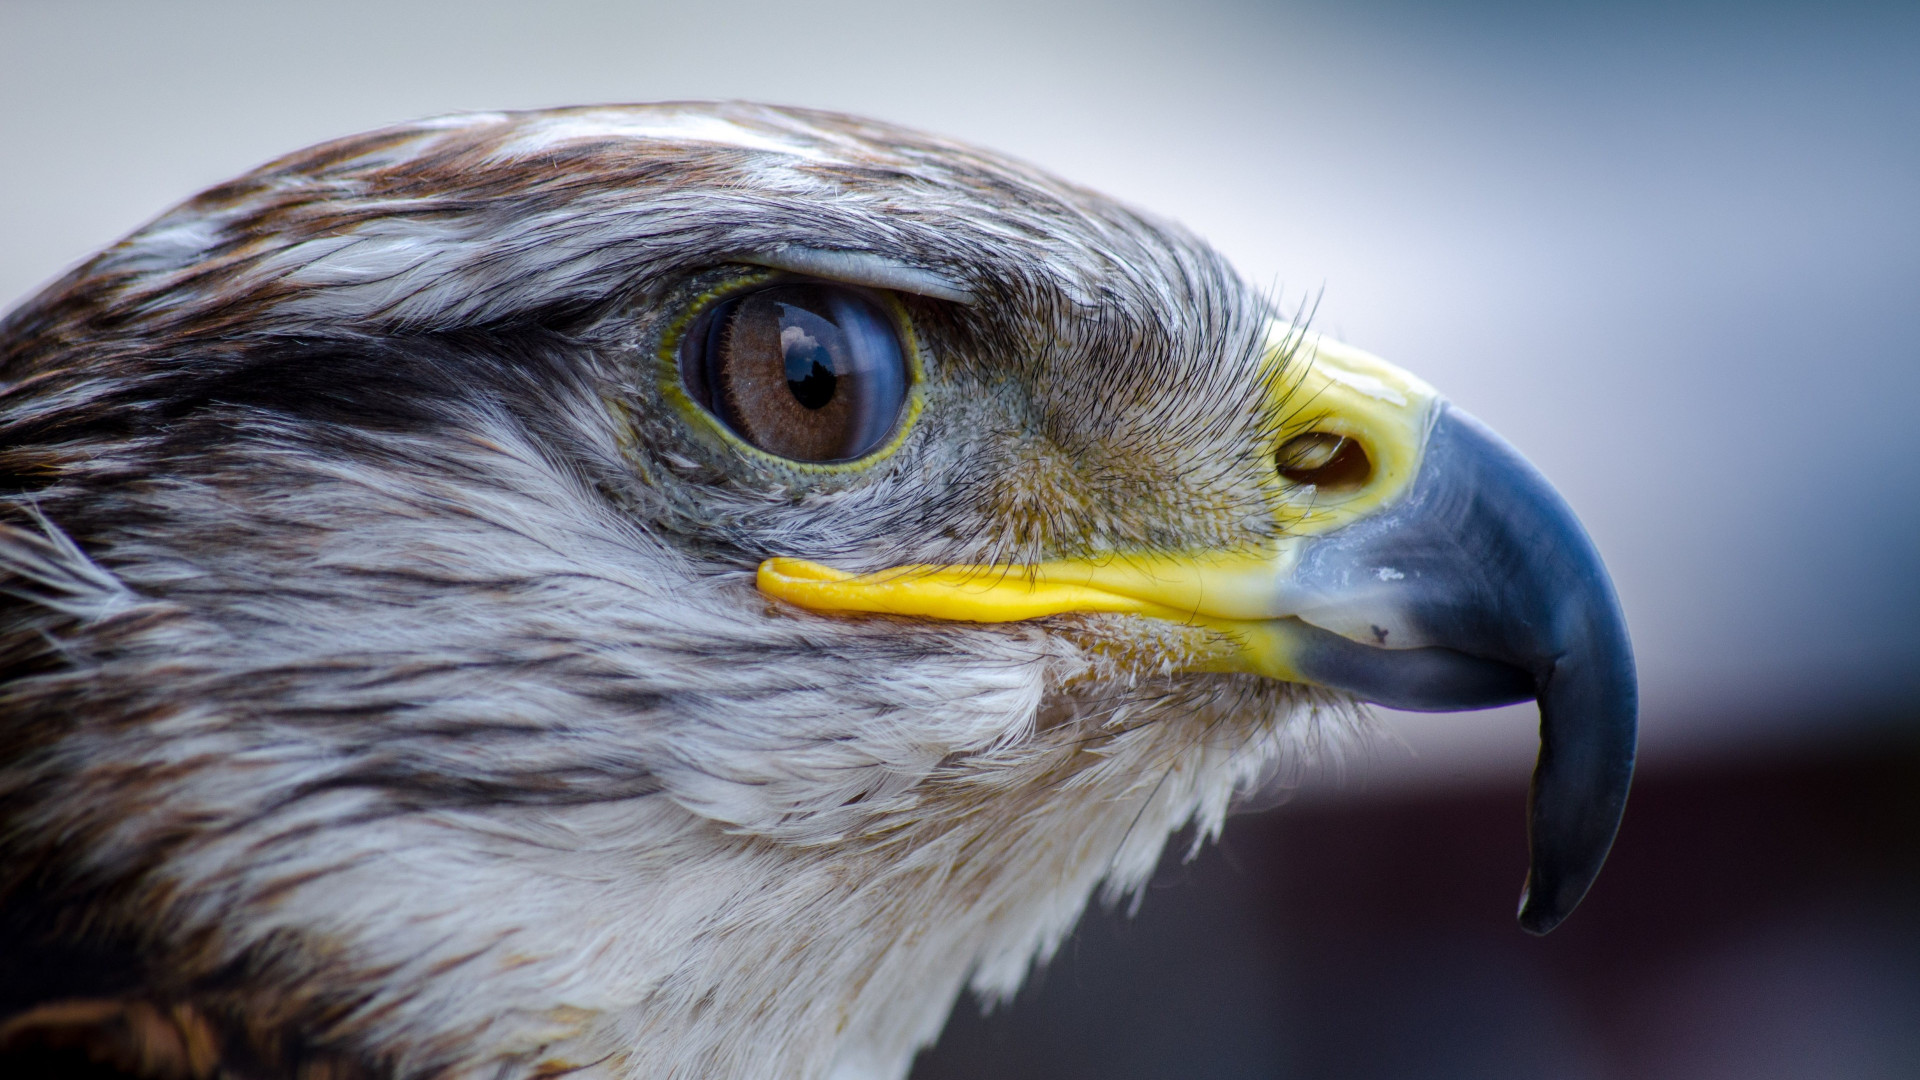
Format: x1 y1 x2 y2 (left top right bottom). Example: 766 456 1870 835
0 104 1633 1080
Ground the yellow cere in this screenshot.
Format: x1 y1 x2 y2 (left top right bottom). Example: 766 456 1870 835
756 323 1444 681
1265 324 1441 536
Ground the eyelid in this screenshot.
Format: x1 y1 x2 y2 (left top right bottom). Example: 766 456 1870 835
731 247 975 305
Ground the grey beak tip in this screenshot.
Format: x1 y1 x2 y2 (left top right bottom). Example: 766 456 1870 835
1424 407 1640 935
1517 880 1566 936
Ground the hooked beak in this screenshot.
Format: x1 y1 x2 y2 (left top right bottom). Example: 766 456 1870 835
757 329 1637 934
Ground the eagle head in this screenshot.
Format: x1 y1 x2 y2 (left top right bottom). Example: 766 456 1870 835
0 104 1633 1080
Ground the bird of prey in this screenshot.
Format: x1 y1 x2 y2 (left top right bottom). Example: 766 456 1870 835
0 103 1634 1080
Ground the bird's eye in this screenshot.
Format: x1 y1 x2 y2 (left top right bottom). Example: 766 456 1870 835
680 283 911 463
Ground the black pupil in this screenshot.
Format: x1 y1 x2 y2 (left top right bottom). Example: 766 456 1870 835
782 321 839 410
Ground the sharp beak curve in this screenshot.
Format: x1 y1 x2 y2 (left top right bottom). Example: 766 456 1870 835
757 329 1637 933
1273 403 1639 934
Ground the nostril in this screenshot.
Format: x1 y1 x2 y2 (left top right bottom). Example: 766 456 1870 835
1277 432 1373 491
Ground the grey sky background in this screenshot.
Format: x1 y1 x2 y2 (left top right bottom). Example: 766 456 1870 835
4 0 1916 783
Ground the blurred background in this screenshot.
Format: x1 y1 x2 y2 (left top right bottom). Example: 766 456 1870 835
3 1 1915 1075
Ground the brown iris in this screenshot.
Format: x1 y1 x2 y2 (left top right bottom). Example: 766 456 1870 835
1276 432 1372 491
681 282 910 463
